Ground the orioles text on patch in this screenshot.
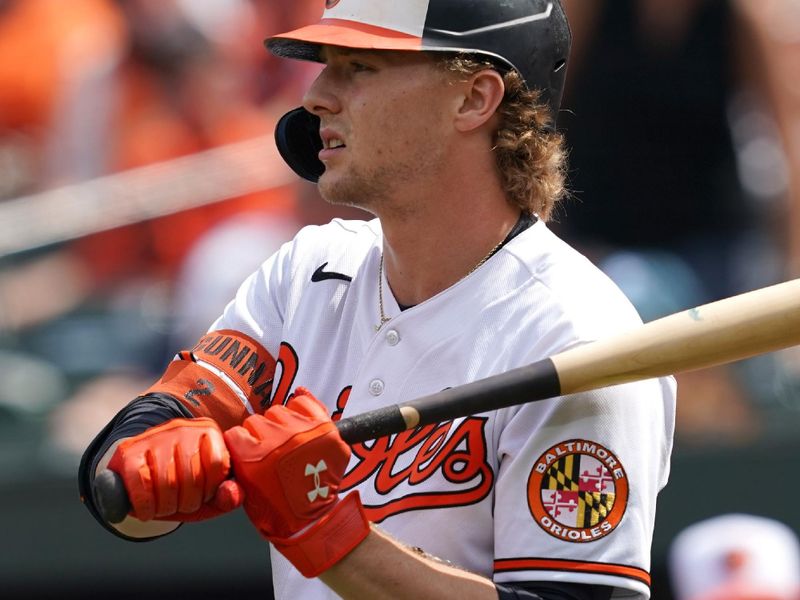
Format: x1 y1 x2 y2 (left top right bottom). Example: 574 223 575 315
527 439 628 543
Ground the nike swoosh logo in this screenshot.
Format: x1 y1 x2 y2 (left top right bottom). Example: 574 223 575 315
311 262 352 283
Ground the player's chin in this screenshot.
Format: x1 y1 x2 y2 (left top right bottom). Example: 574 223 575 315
317 170 350 205
318 170 372 211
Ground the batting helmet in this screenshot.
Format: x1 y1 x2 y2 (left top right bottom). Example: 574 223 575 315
267 0 572 182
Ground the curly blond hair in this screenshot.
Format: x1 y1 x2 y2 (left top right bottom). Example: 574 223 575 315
440 55 568 221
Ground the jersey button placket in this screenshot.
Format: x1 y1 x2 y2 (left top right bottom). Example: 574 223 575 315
368 379 385 396
367 330 397 397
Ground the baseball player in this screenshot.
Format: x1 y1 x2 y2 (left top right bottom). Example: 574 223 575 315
79 1 676 599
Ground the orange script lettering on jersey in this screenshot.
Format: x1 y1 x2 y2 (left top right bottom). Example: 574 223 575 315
342 417 494 522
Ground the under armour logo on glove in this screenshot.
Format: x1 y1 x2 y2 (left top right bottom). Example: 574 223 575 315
305 460 330 502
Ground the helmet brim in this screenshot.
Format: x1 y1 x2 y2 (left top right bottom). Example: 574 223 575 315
266 19 423 62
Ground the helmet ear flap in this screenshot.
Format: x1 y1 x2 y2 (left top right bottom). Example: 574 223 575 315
275 107 324 182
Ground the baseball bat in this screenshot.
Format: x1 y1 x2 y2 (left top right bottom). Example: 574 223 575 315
94 278 800 524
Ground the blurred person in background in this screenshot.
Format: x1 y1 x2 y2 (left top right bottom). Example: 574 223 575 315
168 181 367 351
733 0 800 412
1 0 315 333
731 0 800 282
0 0 129 460
668 513 800 600
0 0 365 468
559 0 800 444
0 0 126 196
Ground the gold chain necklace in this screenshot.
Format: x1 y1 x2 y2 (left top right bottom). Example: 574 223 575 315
375 238 506 332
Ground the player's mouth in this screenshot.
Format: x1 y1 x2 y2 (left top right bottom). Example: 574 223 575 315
319 130 346 161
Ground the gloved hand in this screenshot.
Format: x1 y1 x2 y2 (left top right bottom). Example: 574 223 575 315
224 388 370 577
107 417 243 522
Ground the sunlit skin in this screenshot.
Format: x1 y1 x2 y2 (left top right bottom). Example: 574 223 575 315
303 46 521 308
304 47 455 216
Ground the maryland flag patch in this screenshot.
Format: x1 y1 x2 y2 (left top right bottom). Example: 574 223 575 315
527 440 628 542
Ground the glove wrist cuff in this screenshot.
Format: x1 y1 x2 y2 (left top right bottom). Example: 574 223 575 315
271 492 370 578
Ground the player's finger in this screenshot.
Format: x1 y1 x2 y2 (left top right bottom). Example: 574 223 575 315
287 389 329 420
262 404 293 426
115 452 156 521
199 429 230 503
176 446 204 514
152 446 178 518
224 424 264 459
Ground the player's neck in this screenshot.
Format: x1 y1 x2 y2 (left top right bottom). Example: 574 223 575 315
378 186 520 307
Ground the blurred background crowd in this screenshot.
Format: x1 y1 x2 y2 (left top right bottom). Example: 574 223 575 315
0 0 798 598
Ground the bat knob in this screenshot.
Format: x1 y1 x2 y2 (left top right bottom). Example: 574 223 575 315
94 470 131 524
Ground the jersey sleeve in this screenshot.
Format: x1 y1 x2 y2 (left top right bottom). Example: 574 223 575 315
491 373 676 597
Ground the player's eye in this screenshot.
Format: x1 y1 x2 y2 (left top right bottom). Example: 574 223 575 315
349 61 373 73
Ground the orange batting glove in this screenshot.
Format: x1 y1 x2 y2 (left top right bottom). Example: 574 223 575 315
224 388 370 578
107 417 244 522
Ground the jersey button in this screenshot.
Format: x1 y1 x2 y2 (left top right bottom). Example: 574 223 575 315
368 379 385 396
385 329 400 346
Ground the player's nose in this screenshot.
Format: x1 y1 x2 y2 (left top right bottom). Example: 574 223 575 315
303 64 342 118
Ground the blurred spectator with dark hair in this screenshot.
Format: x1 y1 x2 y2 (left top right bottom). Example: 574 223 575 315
559 0 762 299
733 0 800 399
559 0 799 444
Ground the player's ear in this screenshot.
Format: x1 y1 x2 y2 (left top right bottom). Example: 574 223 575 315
453 69 505 133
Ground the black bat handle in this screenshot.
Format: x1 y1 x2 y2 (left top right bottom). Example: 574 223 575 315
94 469 131 524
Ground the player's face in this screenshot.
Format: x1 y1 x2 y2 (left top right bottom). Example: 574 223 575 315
302 47 455 213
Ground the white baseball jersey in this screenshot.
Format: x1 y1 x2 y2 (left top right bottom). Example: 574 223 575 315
211 217 676 599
